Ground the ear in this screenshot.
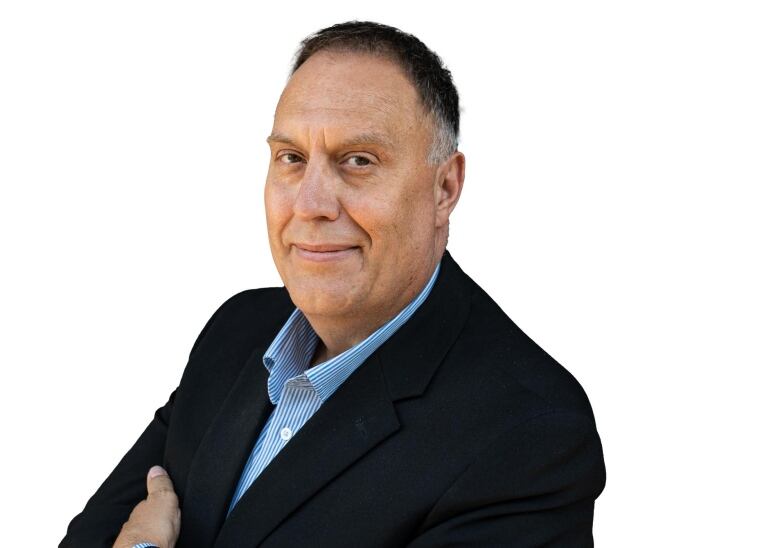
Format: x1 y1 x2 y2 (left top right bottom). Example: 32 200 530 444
434 151 466 228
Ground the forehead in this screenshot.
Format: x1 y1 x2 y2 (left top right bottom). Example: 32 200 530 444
273 51 424 141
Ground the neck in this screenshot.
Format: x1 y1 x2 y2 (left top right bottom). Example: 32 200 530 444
303 255 440 368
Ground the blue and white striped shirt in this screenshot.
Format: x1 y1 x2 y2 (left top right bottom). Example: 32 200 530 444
226 260 441 514
132 261 440 548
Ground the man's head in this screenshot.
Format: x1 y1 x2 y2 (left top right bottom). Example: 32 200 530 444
265 21 466 327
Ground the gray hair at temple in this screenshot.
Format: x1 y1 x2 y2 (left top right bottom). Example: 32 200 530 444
289 20 461 166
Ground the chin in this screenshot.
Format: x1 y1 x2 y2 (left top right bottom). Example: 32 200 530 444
288 282 360 317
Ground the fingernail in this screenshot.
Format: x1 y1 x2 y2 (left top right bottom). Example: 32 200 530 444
149 465 167 478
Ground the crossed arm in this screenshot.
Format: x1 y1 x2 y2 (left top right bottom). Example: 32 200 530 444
60 295 235 547
59 389 178 547
62 402 605 547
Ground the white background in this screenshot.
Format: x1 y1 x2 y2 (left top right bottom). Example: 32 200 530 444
1 1 778 545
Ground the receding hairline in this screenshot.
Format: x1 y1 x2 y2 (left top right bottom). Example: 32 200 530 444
290 45 410 80
270 52 436 153
285 49 426 113
286 21 460 164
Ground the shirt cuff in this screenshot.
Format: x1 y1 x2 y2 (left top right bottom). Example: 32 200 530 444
131 544 159 548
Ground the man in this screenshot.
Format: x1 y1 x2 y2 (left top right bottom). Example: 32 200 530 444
61 20 606 547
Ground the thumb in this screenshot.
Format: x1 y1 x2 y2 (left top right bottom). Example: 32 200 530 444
147 465 175 497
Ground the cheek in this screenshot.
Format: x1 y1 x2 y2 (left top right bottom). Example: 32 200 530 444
389 187 437 255
343 188 429 253
264 180 295 236
340 190 397 242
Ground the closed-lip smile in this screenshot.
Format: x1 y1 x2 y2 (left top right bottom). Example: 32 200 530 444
294 243 357 252
292 243 359 262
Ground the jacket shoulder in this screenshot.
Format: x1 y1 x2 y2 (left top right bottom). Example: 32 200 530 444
191 286 291 347
181 285 294 378
458 281 597 423
209 285 292 324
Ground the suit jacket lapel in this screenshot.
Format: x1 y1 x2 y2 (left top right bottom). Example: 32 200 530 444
379 249 474 402
210 249 474 547
213 349 400 547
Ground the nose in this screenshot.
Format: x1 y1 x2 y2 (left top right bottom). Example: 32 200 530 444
292 153 340 221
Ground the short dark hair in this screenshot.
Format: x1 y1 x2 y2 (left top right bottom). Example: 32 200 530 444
290 20 460 164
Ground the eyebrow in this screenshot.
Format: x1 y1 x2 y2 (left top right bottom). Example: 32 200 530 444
266 131 395 150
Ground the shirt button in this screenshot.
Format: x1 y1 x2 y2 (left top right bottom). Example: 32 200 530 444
280 427 292 441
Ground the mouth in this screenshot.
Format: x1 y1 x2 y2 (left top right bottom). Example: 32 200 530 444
292 243 360 262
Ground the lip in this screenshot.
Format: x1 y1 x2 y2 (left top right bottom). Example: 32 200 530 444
292 243 360 262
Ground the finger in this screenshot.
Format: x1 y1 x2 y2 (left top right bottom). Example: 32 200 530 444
146 465 175 497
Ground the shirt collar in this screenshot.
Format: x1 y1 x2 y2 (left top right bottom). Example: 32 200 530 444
264 260 441 405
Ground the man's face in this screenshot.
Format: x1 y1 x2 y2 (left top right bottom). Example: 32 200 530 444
265 50 443 324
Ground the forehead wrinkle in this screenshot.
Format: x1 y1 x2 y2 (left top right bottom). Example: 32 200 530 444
271 102 404 151
273 77 424 153
266 128 397 151
338 130 396 150
272 102 397 144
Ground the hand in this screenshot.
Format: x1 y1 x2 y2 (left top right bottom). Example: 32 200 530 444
113 465 181 548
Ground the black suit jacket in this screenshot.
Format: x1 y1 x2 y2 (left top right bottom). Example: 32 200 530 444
61 249 606 547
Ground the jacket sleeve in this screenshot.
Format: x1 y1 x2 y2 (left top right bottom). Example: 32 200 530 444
59 295 233 548
58 390 176 548
406 411 607 548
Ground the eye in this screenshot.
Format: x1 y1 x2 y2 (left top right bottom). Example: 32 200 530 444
279 152 304 164
344 155 373 167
